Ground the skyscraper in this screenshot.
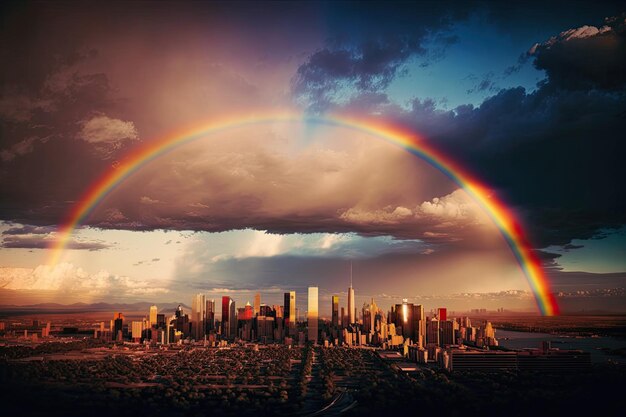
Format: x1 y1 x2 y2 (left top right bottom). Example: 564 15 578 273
229 298 237 338
331 295 339 327
284 291 296 332
416 304 426 347
438 307 447 321
254 292 261 317
131 321 143 341
149 305 158 327
222 296 236 339
206 299 215 332
192 293 206 340
348 263 355 324
113 312 124 341
394 299 415 341
308 287 318 344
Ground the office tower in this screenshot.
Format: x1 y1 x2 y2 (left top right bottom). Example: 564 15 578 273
440 320 455 346
341 307 346 328
427 317 440 346
222 296 236 339
331 295 339 327
416 304 426 347
113 312 124 341
206 299 216 332
149 305 158 327
394 299 416 341
284 293 290 321
242 301 253 320
259 304 271 316
362 303 372 334
192 293 206 340
284 291 296 332
229 299 237 338
438 307 447 321
156 314 165 329
254 292 261 317
348 263 355 324
131 321 143 341
308 287 319 344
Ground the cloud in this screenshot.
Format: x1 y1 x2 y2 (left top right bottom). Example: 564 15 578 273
327 16 626 248
77 114 139 158
0 137 38 162
292 3 472 111
65 127 497 243
466 72 499 95
529 15 626 91
0 263 169 299
2 224 56 235
1 235 109 250
0 224 110 250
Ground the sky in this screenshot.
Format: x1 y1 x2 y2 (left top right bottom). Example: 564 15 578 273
0 1 625 314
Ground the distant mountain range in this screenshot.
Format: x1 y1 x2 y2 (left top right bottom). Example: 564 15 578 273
0 301 190 313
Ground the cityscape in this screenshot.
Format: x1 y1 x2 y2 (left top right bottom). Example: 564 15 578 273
1 276 621 416
1 1 625 416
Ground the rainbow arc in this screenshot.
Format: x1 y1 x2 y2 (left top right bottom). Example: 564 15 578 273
48 112 559 316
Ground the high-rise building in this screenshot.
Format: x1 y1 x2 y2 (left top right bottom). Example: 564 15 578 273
394 299 415 342
308 287 318 344
192 293 206 340
131 321 143 341
156 314 165 329
229 298 237 338
427 318 440 346
113 312 124 341
416 304 426 347
284 291 296 332
331 295 339 327
254 292 261 317
241 301 253 320
348 263 355 324
440 320 455 346
222 296 236 339
438 307 447 321
362 298 379 334
206 299 216 332
149 305 158 327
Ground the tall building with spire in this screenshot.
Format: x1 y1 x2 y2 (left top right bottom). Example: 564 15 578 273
348 262 355 324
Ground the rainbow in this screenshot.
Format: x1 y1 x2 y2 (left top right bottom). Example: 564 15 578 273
48 112 559 316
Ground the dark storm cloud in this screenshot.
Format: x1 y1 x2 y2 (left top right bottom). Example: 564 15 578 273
333 15 626 249
529 15 626 91
293 3 472 111
418 87 625 247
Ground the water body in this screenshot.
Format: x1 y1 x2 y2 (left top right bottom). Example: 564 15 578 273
496 329 626 364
